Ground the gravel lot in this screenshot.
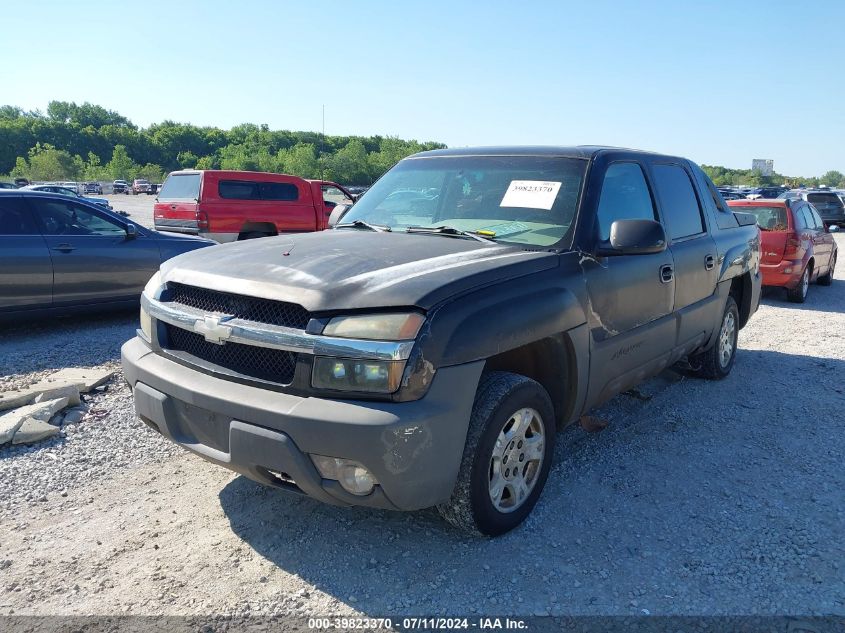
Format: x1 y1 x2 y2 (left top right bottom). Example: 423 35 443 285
104 193 156 229
1 235 843 619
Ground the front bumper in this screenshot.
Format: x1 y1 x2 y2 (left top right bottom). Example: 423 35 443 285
121 336 483 511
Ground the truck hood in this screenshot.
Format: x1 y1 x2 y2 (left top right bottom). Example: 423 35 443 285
159 230 559 312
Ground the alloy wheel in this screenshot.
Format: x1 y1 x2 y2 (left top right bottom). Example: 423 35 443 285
488 407 545 513
718 311 736 369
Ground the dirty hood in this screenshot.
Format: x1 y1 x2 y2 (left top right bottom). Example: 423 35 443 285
159 230 558 312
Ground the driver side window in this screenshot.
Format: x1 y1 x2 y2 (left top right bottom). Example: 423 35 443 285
33 199 126 236
596 162 657 241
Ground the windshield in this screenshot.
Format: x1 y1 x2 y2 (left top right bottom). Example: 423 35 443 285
807 193 843 208
342 155 587 247
158 173 201 201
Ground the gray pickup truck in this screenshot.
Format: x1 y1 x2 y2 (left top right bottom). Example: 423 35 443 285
122 146 761 535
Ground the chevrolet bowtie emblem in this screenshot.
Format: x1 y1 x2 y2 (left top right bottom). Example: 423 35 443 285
194 315 233 344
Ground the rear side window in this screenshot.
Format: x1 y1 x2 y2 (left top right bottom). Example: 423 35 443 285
219 180 299 201
793 206 810 230
808 205 824 229
652 164 706 240
596 162 656 241
158 173 201 200
0 197 39 235
219 180 259 199
259 182 298 201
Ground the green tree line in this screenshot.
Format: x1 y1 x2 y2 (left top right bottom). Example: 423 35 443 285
700 165 844 189
3 101 843 188
0 101 445 185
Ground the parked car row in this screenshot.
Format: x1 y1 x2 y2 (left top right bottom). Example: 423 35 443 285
717 185 789 200
20 184 112 209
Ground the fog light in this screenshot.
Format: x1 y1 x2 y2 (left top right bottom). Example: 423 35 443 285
311 455 377 496
783 267 792 274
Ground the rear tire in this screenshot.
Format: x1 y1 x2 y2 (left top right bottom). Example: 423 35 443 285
787 266 810 302
688 296 739 380
437 372 555 537
817 255 835 286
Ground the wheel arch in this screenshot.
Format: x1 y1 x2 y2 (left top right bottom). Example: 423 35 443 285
729 272 753 329
238 222 278 238
483 333 578 429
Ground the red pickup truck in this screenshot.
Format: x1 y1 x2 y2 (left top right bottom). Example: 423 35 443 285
154 170 356 242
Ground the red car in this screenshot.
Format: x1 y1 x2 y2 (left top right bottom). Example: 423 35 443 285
154 170 355 242
728 198 837 303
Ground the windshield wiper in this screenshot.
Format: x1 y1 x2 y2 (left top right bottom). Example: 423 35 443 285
335 219 391 232
405 225 497 243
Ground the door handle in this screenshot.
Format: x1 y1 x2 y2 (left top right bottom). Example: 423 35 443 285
53 243 75 253
659 264 674 283
704 254 716 270
170 205 177 210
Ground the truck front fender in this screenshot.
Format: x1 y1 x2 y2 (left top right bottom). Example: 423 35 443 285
419 274 587 368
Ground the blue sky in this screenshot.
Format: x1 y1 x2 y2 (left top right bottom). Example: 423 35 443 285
2 0 843 176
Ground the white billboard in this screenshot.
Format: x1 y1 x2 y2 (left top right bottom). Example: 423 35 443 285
752 159 774 176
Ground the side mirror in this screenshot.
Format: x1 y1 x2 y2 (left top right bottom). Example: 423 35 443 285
596 219 667 256
125 223 138 239
828 224 839 233
328 204 350 228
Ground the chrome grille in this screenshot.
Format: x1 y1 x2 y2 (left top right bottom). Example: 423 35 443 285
165 325 297 384
168 283 310 329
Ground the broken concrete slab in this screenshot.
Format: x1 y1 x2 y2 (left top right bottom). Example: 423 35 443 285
33 384 82 406
0 413 24 445
44 367 116 393
0 398 69 445
12 418 60 444
0 383 81 412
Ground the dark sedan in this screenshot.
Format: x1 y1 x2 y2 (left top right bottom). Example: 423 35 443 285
0 190 215 319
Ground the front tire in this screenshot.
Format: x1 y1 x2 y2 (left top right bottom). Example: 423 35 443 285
787 265 810 302
688 296 739 380
437 372 555 536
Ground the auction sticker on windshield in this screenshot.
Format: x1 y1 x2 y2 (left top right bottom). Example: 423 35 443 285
500 180 562 210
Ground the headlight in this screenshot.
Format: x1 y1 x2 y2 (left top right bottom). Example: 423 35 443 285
312 357 405 393
139 271 161 341
322 312 424 340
